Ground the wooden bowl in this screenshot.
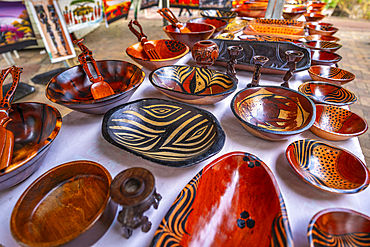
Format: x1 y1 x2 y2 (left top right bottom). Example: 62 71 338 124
188 17 228 38
304 34 340 42
283 7 307 20
304 13 325 22
286 139 370 194
46 60 145 114
306 21 333 28
102 98 225 167
150 152 294 246
298 81 357 106
308 65 355 85
126 39 189 71
149 65 237 105
10 160 117 247
0 103 62 191
308 208 370 246
310 50 342 66
231 86 316 141
200 10 238 22
304 40 342 53
310 104 368 141
307 24 339 36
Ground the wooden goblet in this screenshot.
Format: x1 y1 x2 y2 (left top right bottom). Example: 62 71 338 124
281 50 304 88
247 55 269 88
226 45 243 83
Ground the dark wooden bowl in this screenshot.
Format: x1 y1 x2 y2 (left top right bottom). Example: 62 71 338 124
310 104 368 141
10 160 117 247
126 39 189 71
307 24 339 36
149 65 236 105
200 10 238 22
188 17 228 38
310 50 342 66
305 34 340 42
0 103 62 191
308 65 355 85
231 86 316 141
283 7 306 20
232 2 268 18
304 40 342 53
304 13 325 22
306 21 333 28
102 98 225 167
286 139 370 194
298 81 357 106
46 60 145 114
151 152 294 246
308 208 370 246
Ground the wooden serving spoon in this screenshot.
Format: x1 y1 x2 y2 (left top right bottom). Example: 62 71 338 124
157 8 191 33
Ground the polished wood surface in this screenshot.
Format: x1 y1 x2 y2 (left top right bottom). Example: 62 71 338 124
307 24 339 36
310 50 342 66
187 17 228 38
191 40 219 68
232 2 268 18
304 40 342 53
308 65 355 85
305 34 340 42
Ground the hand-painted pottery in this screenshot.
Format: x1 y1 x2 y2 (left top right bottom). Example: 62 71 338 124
231 86 316 141
310 50 342 66
303 40 342 53
304 34 340 42
252 18 305 27
149 65 236 105
224 18 249 33
308 65 355 86
150 152 294 247
0 103 62 191
308 208 370 247
298 81 357 106
191 40 219 68
214 33 235 40
187 17 228 38
102 98 225 167
200 10 238 22
310 104 368 141
307 24 339 36
304 13 325 22
10 160 117 247
46 60 145 114
286 139 370 194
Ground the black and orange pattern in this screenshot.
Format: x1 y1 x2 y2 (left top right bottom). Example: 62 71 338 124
316 105 352 132
254 18 304 27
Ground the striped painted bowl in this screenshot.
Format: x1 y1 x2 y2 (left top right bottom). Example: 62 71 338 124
304 40 342 53
308 65 355 86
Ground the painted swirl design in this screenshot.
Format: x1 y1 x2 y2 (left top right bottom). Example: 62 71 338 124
317 41 340 49
299 83 356 105
321 67 354 80
271 194 294 247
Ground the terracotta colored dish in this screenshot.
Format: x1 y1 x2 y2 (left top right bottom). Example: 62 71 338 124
187 17 228 38
310 50 342 66
10 160 117 247
46 60 145 114
310 104 368 141
308 65 355 85
304 40 342 53
286 139 370 194
304 13 325 22
149 65 236 105
304 34 340 42
231 86 316 141
150 152 294 247
307 24 339 36
0 102 62 191
102 98 225 167
200 10 238 22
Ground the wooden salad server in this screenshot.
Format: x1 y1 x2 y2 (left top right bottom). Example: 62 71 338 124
73 39 115 100
157 8 191 33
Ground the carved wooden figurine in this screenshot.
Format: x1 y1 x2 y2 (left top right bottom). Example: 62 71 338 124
281 50 304 88
247 55 269 87
191 40 219 68
227 45 243 83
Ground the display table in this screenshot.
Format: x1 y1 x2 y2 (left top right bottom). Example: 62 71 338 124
0 54 368 247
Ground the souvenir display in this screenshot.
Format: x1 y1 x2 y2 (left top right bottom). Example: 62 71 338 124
200 10 237 22
281 50 304 88
191 40 219 68
103 0 131 25
246 55 269 87
188 17 228 38
140 0 160 9
303 40 342 53
310 50 342 66
308 65 355 85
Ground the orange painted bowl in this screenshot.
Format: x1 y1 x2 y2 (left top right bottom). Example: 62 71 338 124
232 3 267 18
304 34 340 42
310 104 368 141
200 9 238 23
46 60 145 114
10 160 117 247
286 139 370 194
306 21 333 28
0 103 62 191
126 39 189 71
304 13 325 22
298 81 357 106
308 65 355 85
304 40 342 53
283 6 307 20
308 2 327 12
310 50 342 66
187 17 228 38
149 65 236 105
307 24 339 36
231 86 316 141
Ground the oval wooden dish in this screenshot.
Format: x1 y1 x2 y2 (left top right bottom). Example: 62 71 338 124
286 139 370 194
10 160 117 247
0 102 62 191
304 13 325 22
149 65 237 105
308 65 355 85
310 50 342 66
102 98 225 167
187 17 228 38
304 34 340 42
150 152 294 247
304 40 342 53
231 86 316 141
200 9 238 22
307 24 339 36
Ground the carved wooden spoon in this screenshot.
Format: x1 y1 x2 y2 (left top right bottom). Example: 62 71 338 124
157 8 191 33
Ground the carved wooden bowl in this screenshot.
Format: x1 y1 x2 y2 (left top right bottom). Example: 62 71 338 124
149 65 236 105
283 7 306 20
231 86 316 141
307 24 339 36
310 50 342 66
298 81 357 106
46 60 145 114
151 152 294 246
304 13 325 22
306 21 333 28
308 208 370 246
200 10 238 22
304 40 342 53
10 160 117 247
0 103 62 191
308 65 355 85
232 2 268 18
126 39 189 71
187 17 228 38
286 139 370 194
310 104 368 141
102 98 225 167
305 34 340 42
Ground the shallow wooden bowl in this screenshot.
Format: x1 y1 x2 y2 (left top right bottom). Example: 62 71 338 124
286 139 369 194
304 34 340 42
308 65 355 85
306 21 333 28
102 98 225 167
304 40 342 53
283 7 306 20
0 103 62 191
46 60 145 114
151 152 294 246
200 10 238 22
126 39 189 71
231 86 316 141
304 13 325 22
10 160 117 247
149 65 237 105
307 24 339 36
188 17 228 38
310 50 342 66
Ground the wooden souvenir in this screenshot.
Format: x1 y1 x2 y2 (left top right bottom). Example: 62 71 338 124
243 18 305 38
227 45 243 83
191 40 219 68
304 34 340 42
281 50 304 88
158 8 191 33
224 19 249 34
307 24 339 36
214 33 235 40
247 55 269 87
238 34 302 44
303 40 342 53
232 1 268 18
283 6 306 20
310 50 342 66
200 10 238 23
308 2 327 13
304 13 325 22
187 17 228 38
308 65 355 86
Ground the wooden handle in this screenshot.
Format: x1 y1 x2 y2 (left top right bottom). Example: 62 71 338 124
128 20 148 44
157 8 180 27
0 66 22 109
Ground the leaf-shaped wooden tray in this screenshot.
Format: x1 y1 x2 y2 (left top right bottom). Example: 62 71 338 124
102 98 225 167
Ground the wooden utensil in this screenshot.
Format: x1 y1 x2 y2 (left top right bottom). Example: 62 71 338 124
73 39 115 100
157 8 191 33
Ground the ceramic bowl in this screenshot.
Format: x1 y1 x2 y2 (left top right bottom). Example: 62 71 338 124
304 13 325 22
304 40 342 53
126 39 189 71
298 81 357 106
200 10 238 22
187 17 228 38
46 60 145 114
310 50 342 66
307 24 339 36
310 104 368 141
0 103 62 191
10 160 117 247
304 34 340 42
231 86 316 141
149 65 236 105
286 139 370 194
308 65 355 85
